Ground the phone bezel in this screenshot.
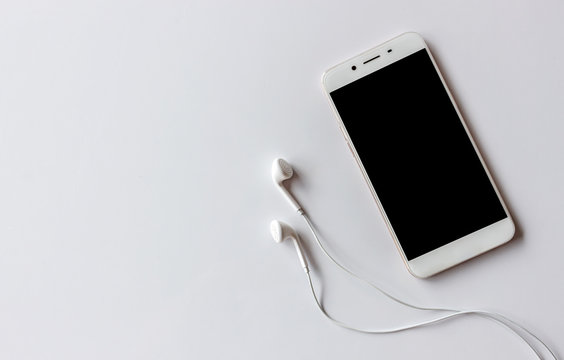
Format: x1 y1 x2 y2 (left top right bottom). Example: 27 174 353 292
321 32 515 278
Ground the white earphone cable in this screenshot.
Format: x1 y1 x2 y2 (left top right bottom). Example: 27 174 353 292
305 271 544 358
299 211 557 360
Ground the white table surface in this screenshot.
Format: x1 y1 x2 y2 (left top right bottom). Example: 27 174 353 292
1 1 563 359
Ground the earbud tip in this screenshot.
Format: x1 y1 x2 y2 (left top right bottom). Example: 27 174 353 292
272 158 294 183
270 220 283 243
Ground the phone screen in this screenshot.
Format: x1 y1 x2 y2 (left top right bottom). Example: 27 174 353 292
330 49 507 260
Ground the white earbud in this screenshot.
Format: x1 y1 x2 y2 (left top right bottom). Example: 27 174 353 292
270 220 309 273
272 158 303 213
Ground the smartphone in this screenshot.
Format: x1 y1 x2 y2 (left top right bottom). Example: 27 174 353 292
322 32 515 278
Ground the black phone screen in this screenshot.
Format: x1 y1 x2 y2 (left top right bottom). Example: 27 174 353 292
329 49 507 260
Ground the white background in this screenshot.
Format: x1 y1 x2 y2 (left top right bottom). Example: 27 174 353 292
1 1 563 359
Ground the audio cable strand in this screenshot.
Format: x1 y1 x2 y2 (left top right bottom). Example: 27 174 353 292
299 211 557 360
305 271 544 358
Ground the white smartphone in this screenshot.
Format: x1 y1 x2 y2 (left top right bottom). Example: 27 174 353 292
322 32 515 278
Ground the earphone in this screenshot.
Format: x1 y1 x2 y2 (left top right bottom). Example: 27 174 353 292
270 219 309 273
269 157 557 359
272 158 303 214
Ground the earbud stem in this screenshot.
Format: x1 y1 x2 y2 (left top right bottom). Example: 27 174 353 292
278 185 302 213
292 237 309 273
